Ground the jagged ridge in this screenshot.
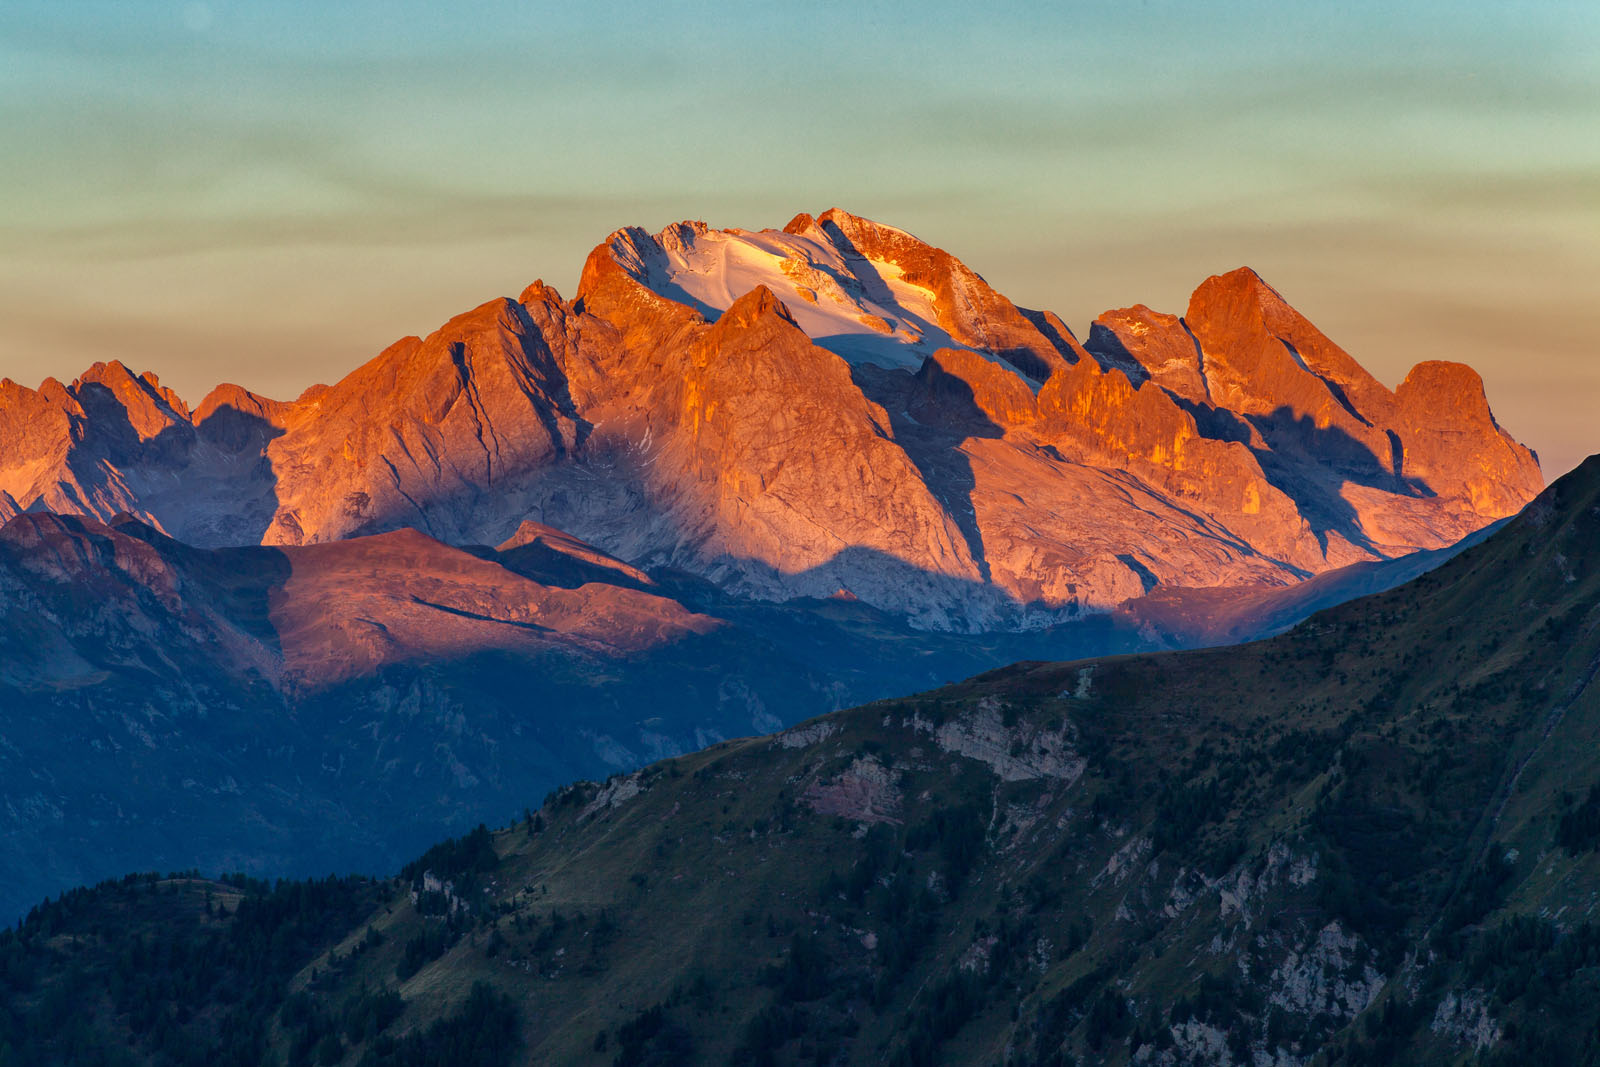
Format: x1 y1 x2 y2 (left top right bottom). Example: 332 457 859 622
0 210 1542 630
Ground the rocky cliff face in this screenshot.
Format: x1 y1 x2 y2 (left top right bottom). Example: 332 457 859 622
1091 268 1544 558
0 210 1542 630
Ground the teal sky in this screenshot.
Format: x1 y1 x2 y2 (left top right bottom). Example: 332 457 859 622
2 0 1597 475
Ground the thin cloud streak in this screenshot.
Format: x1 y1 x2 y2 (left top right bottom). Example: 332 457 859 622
0 0 1595 476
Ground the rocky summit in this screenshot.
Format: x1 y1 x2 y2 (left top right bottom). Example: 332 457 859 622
0 209 1541 632
0 210 1547 924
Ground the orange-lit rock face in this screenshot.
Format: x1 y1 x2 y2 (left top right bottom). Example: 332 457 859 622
0 512 724 698
1090 267 1543 549
1394 361 1544 519
911 348 1039 431
0 213 1543 631
661 286 978 598
263 528 718 691
1086 305 1207 404
256 294 588 547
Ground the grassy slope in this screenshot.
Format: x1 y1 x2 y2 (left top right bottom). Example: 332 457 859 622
3 458 1599 1067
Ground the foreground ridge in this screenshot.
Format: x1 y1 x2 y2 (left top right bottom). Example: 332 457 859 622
4 455 1596 1065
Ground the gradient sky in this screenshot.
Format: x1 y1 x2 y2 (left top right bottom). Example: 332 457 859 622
2 0 1596 475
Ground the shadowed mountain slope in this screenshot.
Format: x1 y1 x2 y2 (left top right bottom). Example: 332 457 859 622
0 486 1500 924
4 455 1596 1066
0 512 827 920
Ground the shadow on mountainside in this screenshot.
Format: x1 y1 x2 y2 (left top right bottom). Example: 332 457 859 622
1078 329 1447 558
54 385 290 548
0 514 931 920
108 516 294 652
848 362 999 587
475 540 655 593
815 220 939 329
0 458 1496 924
186 400 288 546
70 381 196 466
1246 407 1435 557
1081 322 1155 388
1017 307 1087 365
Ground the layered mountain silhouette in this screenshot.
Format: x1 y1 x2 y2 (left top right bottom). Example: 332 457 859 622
0 210 1547 918
4 453 1597 1066
0 504 1171 920
0 486 1505 921
0 209 1539 632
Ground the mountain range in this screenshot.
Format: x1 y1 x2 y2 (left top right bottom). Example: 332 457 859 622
2 445 1594 1066
0 209 1545 921
0 209 1538 631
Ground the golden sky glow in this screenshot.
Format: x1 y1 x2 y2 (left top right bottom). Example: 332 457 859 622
2 1 1596 475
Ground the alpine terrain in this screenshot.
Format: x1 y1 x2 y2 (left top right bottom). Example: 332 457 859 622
2 448 1596 1066
0 210 1543 922
0 209 1538 629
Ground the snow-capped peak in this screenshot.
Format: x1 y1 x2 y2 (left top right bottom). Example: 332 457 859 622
606 217 972 373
